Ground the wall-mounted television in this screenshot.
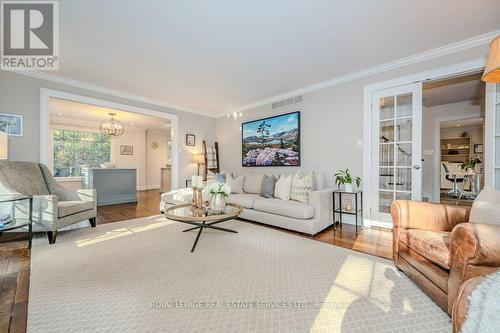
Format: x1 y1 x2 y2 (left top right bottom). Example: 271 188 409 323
242 111 300 167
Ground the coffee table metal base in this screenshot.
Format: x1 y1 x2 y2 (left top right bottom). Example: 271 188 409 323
179 217 237 252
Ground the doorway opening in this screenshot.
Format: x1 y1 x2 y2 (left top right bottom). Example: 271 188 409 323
422 73 485 206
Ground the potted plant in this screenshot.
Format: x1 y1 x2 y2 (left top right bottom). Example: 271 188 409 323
334 169 361 192
461 156 481 173
207 182 231 213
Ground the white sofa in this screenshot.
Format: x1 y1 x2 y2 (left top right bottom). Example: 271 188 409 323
160 172 333 235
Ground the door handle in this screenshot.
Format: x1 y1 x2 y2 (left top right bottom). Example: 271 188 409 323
413 165 421 170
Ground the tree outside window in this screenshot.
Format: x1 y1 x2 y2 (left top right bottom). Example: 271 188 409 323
53 129 111 177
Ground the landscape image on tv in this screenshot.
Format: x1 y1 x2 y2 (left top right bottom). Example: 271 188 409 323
242 111 300 167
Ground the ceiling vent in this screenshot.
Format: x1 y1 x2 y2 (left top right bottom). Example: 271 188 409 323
271 95 302 109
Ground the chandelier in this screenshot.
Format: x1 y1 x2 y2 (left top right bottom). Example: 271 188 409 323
99 113 124 137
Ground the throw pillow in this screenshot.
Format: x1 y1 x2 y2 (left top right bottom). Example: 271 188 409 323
206 171 226 186
469 185 500 226
274 174 293 200
260 175 277 198
290 172 314 203
226 174 245 194
244 173 264 194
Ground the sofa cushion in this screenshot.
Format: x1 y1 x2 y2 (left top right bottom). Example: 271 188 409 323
243 173 264 194
227 174 245 194
0 161 49 195
226 194 260 209
399 229 451 269
253 198 314 219
274 174 293 200
260 175 277 198
290 172 314 203
58 201 93 218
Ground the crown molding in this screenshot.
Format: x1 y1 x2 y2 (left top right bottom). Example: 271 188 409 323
10 70 216 118
227 29 500 116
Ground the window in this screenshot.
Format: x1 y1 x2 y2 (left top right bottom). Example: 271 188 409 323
53 128 111 178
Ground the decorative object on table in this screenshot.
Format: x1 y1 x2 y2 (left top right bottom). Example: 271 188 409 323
191 153 205 176
202 140 219 180
190 175 204 208
151 141 159 149
473 144 483 154
241 111 300 167
120 145 133 155
0 131 8 159
0 113 23 136
186 133 195 146
207 182 230 213
482 35 500 82
332 189 363 234
334 169 361 192
461 156 481 172
99 113 124 137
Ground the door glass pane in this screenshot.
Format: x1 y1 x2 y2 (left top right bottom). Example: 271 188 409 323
496 169 500 191
379 144 394 166
396 168 412 191
380 96 395 120
395 192 411 200
379 168 394 190
396 143 412 166
496 84 500 103
379 191 393 213
396 118 412 142
380 120 394 142
396 93 412 117
496 137 500 166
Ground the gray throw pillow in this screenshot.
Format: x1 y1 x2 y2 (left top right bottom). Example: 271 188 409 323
260 175 277 198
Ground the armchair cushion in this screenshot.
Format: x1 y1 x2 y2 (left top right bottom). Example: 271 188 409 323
399 229 451 269
58 201 93 218
0 161 49 195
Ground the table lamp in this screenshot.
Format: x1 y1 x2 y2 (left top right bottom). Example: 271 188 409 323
0 132 8 160
191 153 205 176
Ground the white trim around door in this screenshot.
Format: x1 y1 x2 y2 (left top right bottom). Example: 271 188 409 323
39 88 179 190
363 57 486 229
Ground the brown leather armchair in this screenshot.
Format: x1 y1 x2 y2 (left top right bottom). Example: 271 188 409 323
391 200 500 315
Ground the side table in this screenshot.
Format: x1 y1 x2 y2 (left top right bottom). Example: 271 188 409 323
332 190 363 235
0 194 33 249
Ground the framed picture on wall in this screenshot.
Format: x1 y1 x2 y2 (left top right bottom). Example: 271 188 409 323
120 145 134 155
0 113 23 136
186 134 195 146
473 144 483 154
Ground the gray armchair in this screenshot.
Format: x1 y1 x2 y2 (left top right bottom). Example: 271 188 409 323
0 161 97 244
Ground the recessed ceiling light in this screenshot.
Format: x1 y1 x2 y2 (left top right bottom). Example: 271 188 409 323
456 123 460 127
58 112 63 116
130 123 134 126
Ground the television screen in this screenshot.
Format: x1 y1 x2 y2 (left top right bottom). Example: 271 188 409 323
242 111 300 167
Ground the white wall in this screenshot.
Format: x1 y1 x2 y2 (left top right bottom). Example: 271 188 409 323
113 130 147 190
145 129 169 189
421 100 484 201
0 71 217 188
216 45 489 190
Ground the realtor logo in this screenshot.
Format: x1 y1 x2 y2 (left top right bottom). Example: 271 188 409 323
1 1 59 70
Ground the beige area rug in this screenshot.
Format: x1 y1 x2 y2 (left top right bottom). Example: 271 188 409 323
28 216 450 332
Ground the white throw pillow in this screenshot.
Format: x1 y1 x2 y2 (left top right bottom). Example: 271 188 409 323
244 173 264 194
290 172 314 203
226 174 245 194
274 174 293 200
469 185 500 226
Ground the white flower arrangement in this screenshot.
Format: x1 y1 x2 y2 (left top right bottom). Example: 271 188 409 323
207 182 231 197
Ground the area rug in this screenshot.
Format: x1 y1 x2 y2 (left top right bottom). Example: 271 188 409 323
28 216 451 332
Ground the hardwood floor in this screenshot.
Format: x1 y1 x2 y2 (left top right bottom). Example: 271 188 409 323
0 189 393 332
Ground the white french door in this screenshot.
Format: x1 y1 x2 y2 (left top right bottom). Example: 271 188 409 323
485 82 500 190
370 82 423 225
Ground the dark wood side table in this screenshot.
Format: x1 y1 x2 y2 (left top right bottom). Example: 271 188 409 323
0 194 33 249
332 190 363 235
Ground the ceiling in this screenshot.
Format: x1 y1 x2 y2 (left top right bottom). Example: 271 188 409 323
423 73 484 107
52 1 500 116
440 117 484 129
49 98 171 130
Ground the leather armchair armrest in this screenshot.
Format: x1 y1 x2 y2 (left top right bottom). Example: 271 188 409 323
391 200 470 264
448 223 500 313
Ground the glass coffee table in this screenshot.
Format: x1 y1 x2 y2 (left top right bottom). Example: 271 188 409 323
0 194 33 249
165 203 243 252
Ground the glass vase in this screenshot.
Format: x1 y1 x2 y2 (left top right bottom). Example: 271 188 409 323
210 193 226 213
